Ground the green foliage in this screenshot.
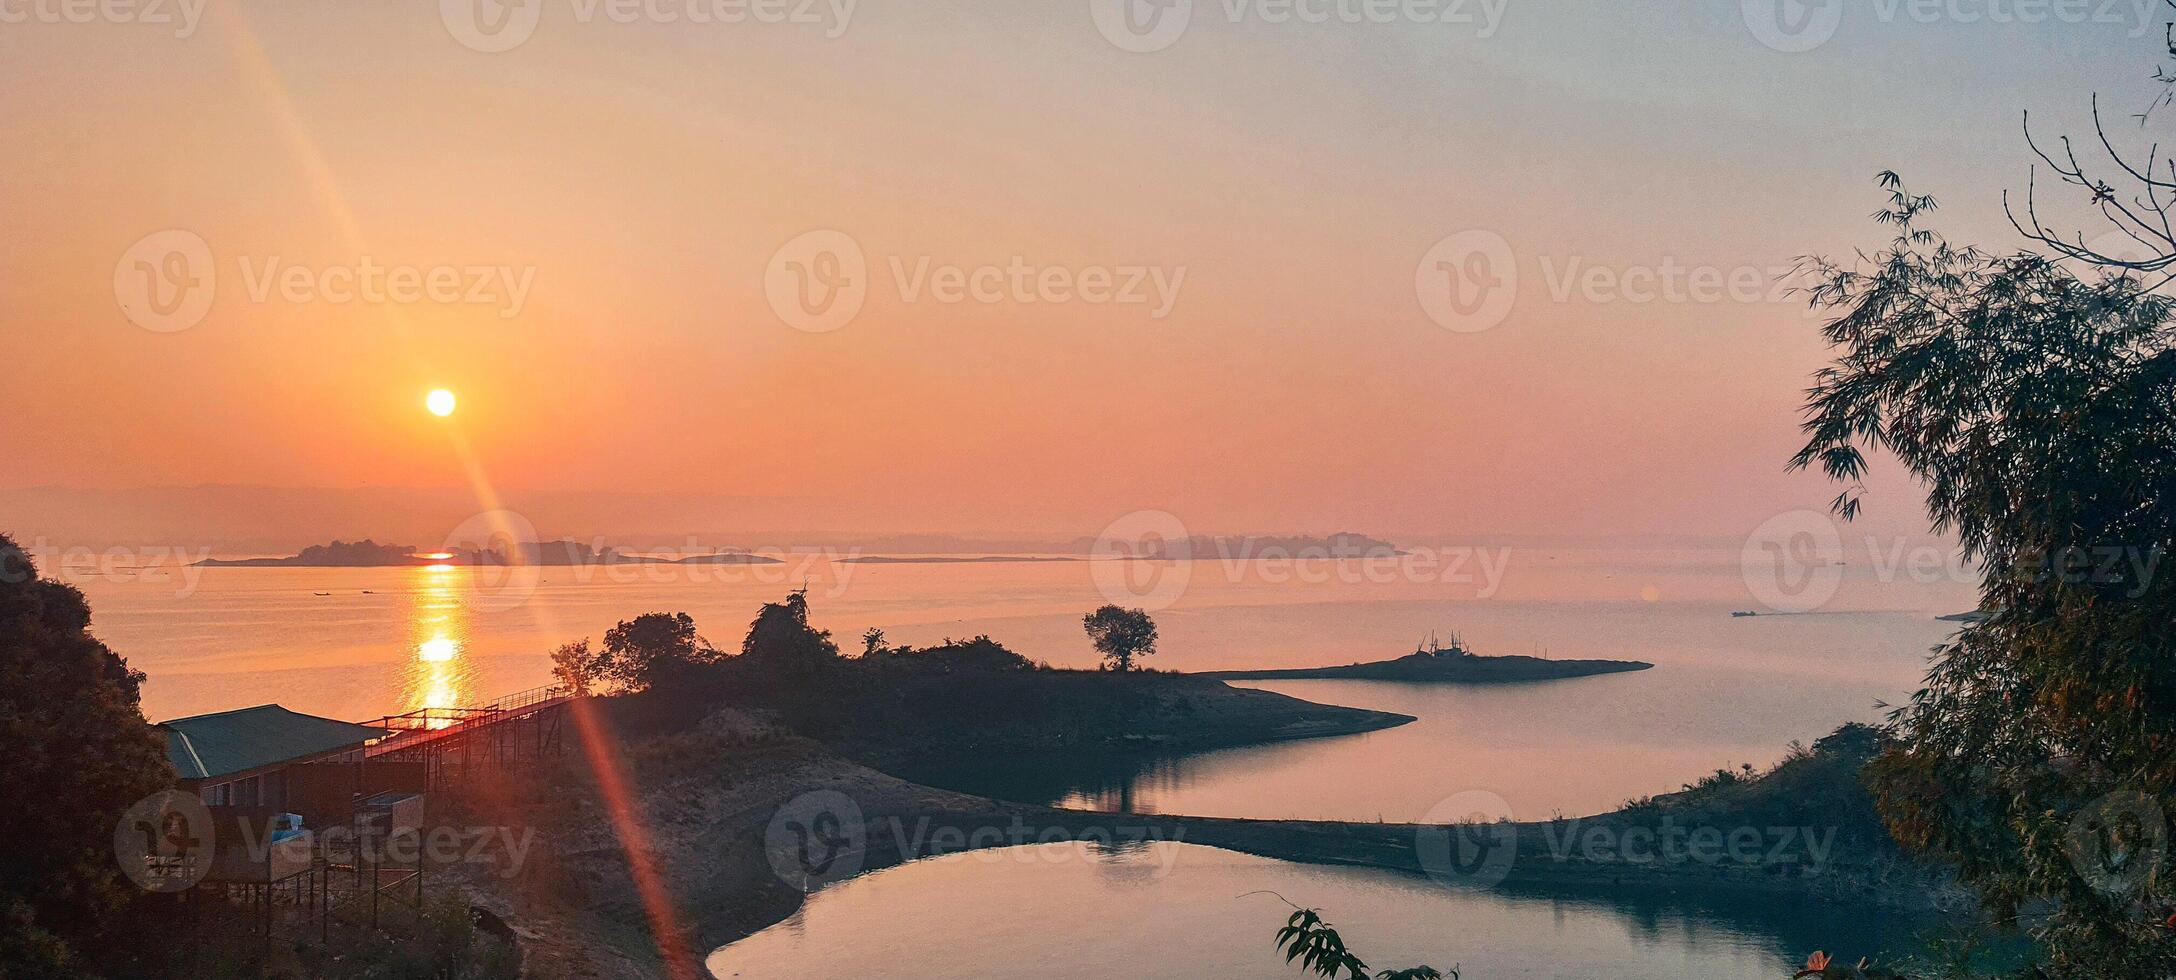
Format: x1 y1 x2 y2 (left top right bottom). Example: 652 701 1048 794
594 612 721 691
550 638 601 694
1796 177 2176 976
1273 908 1452 980
1081 605 1158 672
0 534 175 977
876 635 1036 673
741 589 840 673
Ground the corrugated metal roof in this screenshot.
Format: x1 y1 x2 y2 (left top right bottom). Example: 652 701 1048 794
157 705 387 781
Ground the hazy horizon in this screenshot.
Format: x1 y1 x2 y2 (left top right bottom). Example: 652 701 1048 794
0 481 1962 555
6 2 2155 555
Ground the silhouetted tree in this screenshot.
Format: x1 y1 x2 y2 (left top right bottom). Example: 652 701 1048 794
2005 0 2176 278
742 589 839 673
1797 177 2176 977
860 626 888 658
1082 605 1157 672
596 612 719 691
880 636 1035 673
549 639 602 694
0 534 174 976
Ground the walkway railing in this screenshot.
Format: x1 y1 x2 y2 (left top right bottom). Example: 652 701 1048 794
361 683 573 757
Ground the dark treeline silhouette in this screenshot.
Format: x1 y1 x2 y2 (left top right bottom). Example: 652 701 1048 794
0 534 172 976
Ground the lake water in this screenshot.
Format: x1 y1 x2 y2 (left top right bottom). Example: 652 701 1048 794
703 841 1937 980
68 544 1978 977
76 543 1972 819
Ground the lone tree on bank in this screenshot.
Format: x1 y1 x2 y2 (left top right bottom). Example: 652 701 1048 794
1082 605 1158 672
0 534 174 976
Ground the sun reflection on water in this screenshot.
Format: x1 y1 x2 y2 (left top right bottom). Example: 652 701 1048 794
402 564 475 728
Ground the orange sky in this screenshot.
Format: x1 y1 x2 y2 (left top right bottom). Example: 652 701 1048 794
1 3 2156 542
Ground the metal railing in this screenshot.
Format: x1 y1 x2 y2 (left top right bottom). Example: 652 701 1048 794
361 683 572 755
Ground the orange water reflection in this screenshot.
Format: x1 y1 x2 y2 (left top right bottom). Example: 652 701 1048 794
401 564 475 727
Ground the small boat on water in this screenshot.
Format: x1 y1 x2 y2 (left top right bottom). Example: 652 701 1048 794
1731 611 1759 618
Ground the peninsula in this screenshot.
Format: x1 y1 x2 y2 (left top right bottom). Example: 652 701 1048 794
1199 635 1653 683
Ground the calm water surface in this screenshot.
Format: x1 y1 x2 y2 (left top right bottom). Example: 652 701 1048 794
75 546 1978 976
704 841 1936 980
76 546 1970 817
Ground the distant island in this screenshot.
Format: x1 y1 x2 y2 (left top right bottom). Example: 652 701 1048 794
673 552 786 565
1082 532 1404 560
1199 634 1653 683
837 555 1078 564
194 539 781 567
195 539 437 567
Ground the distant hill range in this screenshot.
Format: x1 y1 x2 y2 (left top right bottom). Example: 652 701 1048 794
1200 636 1652 684
1083 532 1404 560
194 539 781 567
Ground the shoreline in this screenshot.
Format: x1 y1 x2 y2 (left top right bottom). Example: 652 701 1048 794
449 689 1957 979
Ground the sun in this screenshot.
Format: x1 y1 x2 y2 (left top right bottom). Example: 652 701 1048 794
426 389 458 417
